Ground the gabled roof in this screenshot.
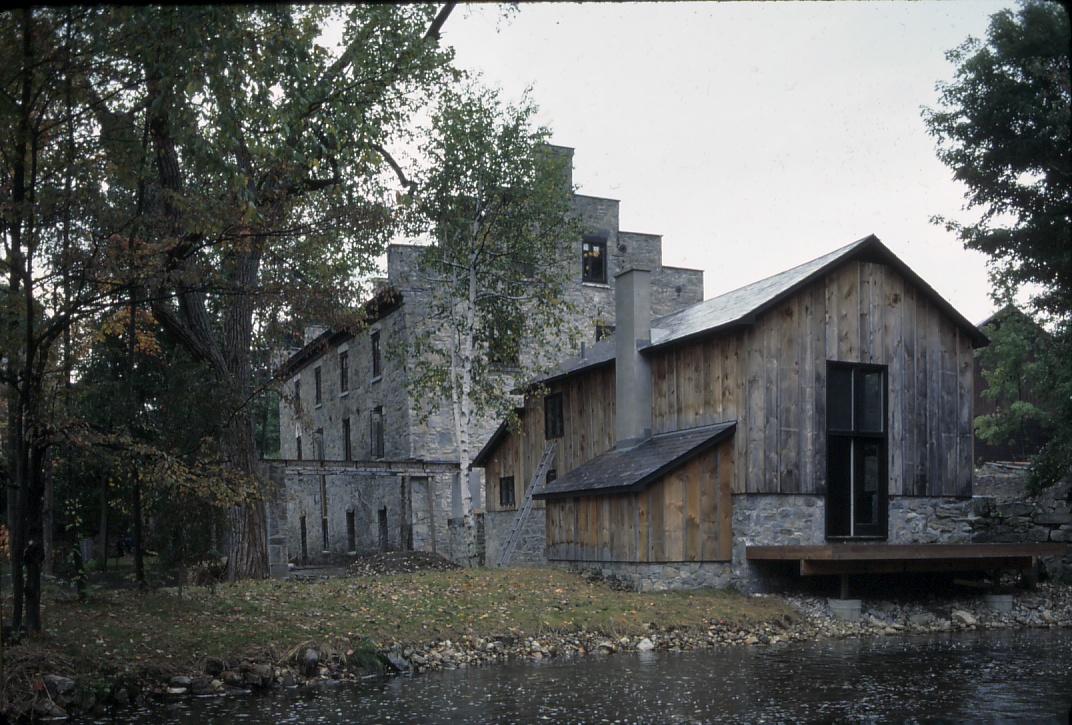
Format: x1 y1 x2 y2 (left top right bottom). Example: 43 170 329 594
533 421 736 500
649 234 989 350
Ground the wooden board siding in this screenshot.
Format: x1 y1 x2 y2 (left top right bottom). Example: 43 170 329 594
545 441 733 562
649 260 974 498
484 364 616 513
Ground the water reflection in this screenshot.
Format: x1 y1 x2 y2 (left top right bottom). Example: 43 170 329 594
123 629 1072 723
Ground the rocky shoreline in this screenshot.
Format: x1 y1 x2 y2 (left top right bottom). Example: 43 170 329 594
26 582 1072 720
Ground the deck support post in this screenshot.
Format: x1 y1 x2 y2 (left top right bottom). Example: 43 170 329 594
839 572 850 599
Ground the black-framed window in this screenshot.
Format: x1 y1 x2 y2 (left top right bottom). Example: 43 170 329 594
294 379 302 412
544 392 564 439
371 406 384 459
499 476 515 508
582 236 607 283
371 330 382 379
314 366 323 405
296 435 303 461
339 350 349 393
826 362 888 539
315 427 324 461
342 417 351 461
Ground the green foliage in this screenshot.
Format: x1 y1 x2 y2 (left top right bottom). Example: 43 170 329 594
974 305 1053 451
403 82 582 453
925 1 1072 488
923 0 1071 316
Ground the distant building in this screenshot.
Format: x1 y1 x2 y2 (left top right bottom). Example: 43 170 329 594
273 146 704 565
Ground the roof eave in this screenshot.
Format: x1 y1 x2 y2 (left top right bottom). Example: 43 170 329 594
534 422 737 500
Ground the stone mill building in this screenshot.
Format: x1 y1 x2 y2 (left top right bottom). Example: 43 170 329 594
273 146 704 566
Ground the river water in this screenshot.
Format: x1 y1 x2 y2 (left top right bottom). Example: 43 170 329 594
130 629 1071 723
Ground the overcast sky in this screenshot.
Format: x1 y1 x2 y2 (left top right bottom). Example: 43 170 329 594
439 1 1015 323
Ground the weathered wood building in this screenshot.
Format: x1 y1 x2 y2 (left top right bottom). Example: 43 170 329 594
475 235 1008 590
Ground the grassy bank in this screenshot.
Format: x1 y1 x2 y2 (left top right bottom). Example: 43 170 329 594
1 567 794 715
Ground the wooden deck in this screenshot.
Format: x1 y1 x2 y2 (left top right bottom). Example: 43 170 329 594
746 543 1066 576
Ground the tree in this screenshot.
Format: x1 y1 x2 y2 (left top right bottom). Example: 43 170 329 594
924 0 1072 487
403 84 580 562
974 304 1054 459
87 5 458 578
1 7 127 632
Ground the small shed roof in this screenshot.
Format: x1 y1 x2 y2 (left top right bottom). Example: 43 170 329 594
533 421 736 500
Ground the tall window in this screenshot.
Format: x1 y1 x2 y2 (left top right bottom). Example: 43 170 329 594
320 475 329 551
544 392 564 439
582 236 607 283
371 406 384 459
371 330 382 379
826 362 888 539
339 350 349 393
294 379 302 412
314 366 323 405
315 427 324 461
499 476 515 508
296 435 303 461
342 417 352 461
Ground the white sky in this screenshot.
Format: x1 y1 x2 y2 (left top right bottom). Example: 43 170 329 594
439 0 1014 323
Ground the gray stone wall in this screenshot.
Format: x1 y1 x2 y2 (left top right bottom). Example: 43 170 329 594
971 464 1072 579
278 305 412 462
652 266 705 318
888 497 973 544
484 508 548 567
283 469 454 563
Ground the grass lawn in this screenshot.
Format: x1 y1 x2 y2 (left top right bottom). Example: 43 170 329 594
4 567 795 690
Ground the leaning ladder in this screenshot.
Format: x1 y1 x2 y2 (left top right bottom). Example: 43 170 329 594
498 441 557 567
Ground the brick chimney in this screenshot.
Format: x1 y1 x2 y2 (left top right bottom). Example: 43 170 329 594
615 268 653 449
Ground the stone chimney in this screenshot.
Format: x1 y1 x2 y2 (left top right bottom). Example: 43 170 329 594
614 268 653 449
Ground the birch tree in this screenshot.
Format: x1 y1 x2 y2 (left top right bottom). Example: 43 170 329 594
405 85 580 560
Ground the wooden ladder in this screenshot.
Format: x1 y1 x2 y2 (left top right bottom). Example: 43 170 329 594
498 441 557 567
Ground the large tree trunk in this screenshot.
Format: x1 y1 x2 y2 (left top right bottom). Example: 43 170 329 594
22 442 46 632
224 411 268 580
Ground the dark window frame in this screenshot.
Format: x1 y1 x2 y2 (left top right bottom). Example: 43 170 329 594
296 435 303 461
371 330 382 380
544 392 564 439
825 361 889 541
294 379 302 412
314 366 323 405
339 350 349 393
499 475 516 508
582 236 608 284
342 417 352 461
371 406 385 459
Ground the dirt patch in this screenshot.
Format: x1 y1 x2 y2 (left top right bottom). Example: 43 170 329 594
347 551 460 577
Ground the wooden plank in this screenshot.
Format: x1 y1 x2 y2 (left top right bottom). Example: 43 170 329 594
956 329 974 497
664 470 686 560
778 300 801 493
700 448 717 561
926 300 943 497
887 269 904 496
685 460 701 561
718 442 734 561
747 542 1065 560
800 557 1035 576
763 319 779 493
637 489 649 563
838 262 860 362
649 485 664 562
745 328 764 494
